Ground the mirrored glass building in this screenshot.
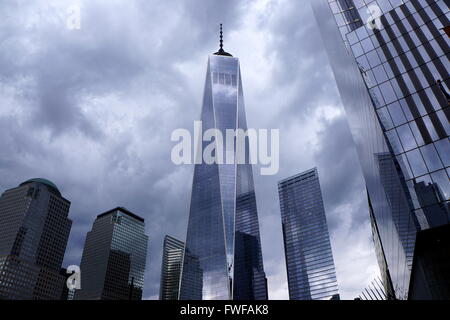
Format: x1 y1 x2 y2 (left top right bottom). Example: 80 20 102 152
74 207 148 300
0 178 72 300
159 235 184 300
179 27 268 300
310 0 449 299
278 168 340 300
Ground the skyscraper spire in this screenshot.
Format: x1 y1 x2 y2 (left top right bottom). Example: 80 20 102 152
214 23 232 57
219 23 223 50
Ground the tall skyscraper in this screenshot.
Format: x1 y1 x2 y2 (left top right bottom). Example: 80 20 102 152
278 168 340 300
159 235 184 300
74 207 148 300
179 25 268 300
310 0 449 299
0 178 72 300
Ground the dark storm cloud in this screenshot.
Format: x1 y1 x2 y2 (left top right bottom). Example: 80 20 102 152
0 0 378 299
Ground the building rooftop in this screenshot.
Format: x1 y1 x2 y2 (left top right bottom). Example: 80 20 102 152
20 178 61 196
97 207 145 223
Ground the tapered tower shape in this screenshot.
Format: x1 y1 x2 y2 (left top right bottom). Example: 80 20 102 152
179 26 268 300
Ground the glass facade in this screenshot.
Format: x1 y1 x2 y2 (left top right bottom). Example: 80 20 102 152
179 51 267 300
159 235 184 300
311 0 449 299
0 179 72 299
74 207 148 300
278 168 340 300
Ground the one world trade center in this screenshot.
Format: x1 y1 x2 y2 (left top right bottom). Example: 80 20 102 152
179 25 268 300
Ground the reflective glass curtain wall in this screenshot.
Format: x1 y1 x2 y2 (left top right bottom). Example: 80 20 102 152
159 235 184 300
310 0 449 299
75 207 148 300
0 179 72 300
179 52 267 300
278 168 340 300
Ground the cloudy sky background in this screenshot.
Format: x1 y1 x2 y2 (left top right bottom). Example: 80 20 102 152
0 0 380 299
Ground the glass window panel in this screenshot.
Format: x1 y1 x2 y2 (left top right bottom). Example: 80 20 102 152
397 153 413 180
412 93 427 116
366 50 382 68
406 149 429 177
420 144 444 172
390 79 404 99
422 115 440 141
347 31 359 45
393 56 405 73
409 122 425 147
388 102 407 126
424 88 440 110
352 42 364 57
370 86 385 107
397 124 418 151
436 110 450 136
417 45 430 63
397 37 410 52
377 107 394 130
376 47 387 62
383 62 395 79
399 99 414 121
356 25 369 40
402 72 416 95
357 55 371 71
373 65 389 83
361 37 375 53
406 52 418 70
429 39 444 57
370 34 380 48
379 81 398 104
386 129 404 154
414 69 428 90
431 170 450 200
434 139 450 167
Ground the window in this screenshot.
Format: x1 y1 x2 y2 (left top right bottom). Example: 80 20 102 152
420 144 443 172
406 149 428 177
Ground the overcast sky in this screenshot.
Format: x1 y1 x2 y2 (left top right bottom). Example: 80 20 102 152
0 0 380 299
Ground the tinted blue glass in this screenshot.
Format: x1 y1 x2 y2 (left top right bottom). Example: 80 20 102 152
179 55 267 300
278 169 339 300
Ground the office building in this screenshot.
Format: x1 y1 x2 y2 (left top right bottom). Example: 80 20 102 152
0 178 72 299
310 0 449 299
74 207 148 300
278 168 340 300
159 235 184 300
179 25 268 300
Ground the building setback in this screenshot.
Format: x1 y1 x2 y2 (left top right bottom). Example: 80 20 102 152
74 207 148 300
278 168 340 300
310 0 450 299
0 178 72 300
159 235 184 300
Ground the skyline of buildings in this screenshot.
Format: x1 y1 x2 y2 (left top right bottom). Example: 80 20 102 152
0 1 449 298
179 32 268 300
311 0 449 299
278 168 340 300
